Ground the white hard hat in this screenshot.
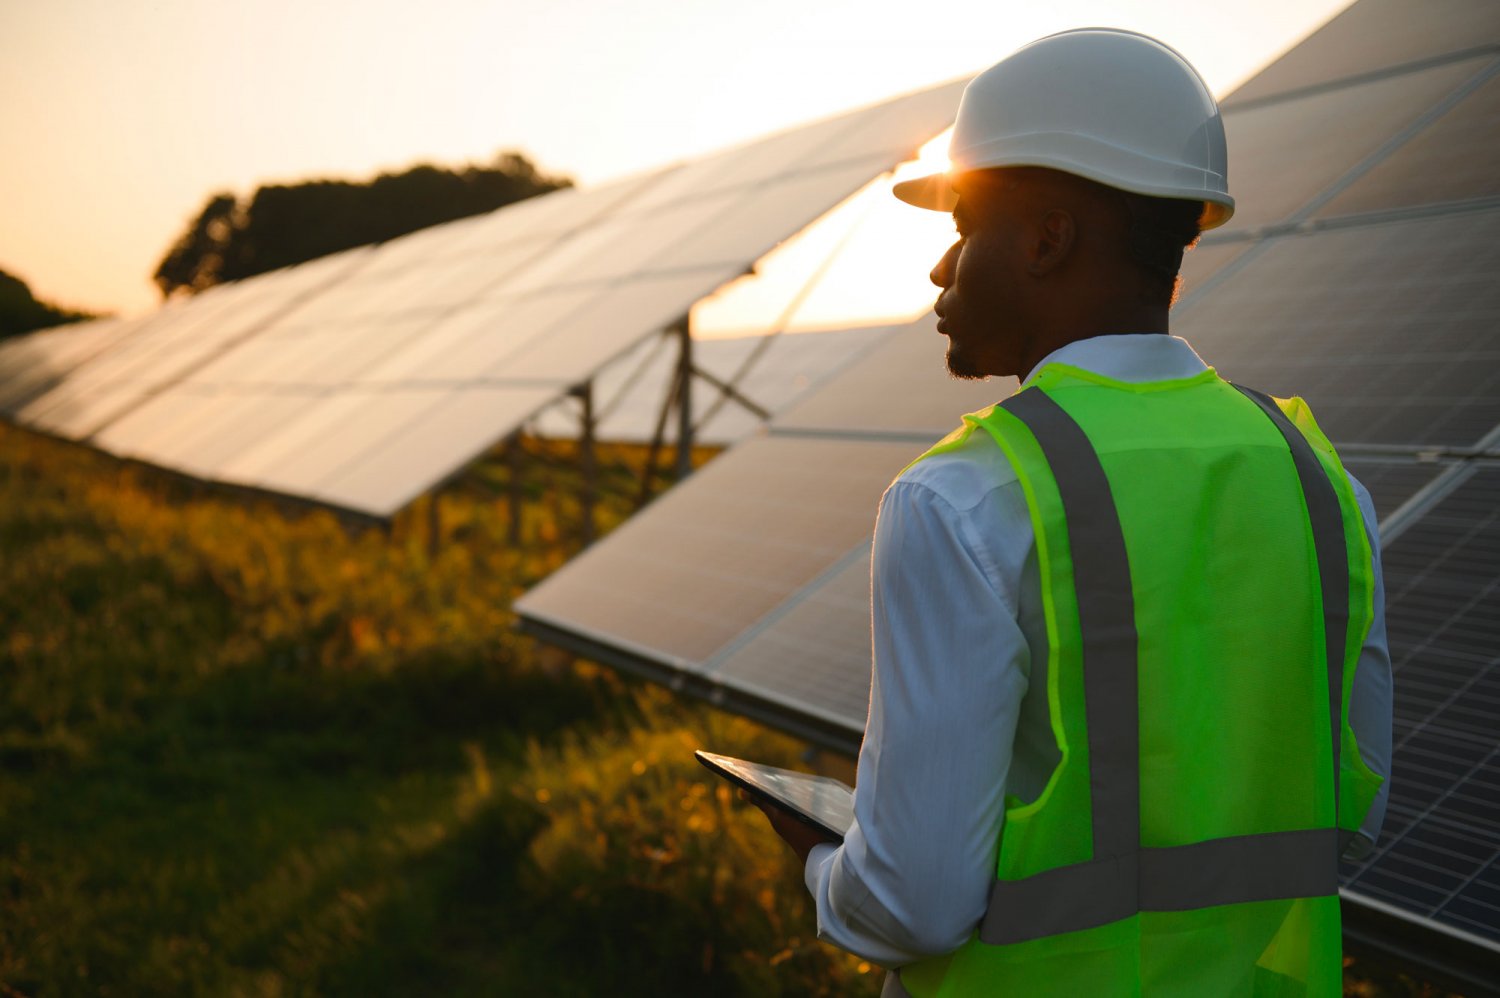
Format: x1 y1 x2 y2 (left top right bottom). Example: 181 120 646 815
894 28 1234 230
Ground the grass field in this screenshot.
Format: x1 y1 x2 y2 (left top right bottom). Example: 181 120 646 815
0 425 880 996
0 422 1452 996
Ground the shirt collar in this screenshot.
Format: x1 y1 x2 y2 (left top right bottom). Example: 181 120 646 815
1024 334 1209 385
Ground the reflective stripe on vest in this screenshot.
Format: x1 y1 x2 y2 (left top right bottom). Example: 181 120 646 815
975 387 1347 948
1233 383 1349 827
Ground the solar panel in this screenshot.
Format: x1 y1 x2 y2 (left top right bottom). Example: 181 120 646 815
93 312 437 471
517 434 924 667
707 543 875 739
774 313 1013 436
1341 464 1500 943
1223 0 1500 109
310 386 563 514
15 249 373 439
1316 67 1500 219
1218 55 1487 234
486 195 735 298
481 267 747 383
0 314 152 414
514 313 1006 745
801 79 971 172
143 393 324 480
1177 207 1500 448
646 156 903 274
355 289 590 385
1 78 963 519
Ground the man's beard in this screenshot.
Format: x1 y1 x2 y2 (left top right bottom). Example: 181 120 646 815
945 344 987 381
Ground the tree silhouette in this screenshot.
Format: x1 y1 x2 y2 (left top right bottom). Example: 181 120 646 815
154 194 238 296
0 268 97 340
154 151 571 298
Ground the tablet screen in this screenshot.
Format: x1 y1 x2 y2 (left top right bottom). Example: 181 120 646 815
696 750 854 841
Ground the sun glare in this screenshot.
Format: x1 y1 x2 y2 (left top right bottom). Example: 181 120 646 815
893 128 956 184
692 128 956 340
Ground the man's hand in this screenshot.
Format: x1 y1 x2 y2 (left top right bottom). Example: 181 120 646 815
740 789 839 866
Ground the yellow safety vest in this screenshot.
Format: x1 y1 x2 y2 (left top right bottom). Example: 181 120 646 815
894 363 1380 996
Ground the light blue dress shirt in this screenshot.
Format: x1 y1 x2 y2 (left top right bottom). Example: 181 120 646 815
804 334 1394 968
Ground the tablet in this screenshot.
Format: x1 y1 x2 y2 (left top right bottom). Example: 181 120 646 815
695 750 854 842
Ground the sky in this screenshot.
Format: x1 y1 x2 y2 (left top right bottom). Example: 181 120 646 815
0 0 1353 319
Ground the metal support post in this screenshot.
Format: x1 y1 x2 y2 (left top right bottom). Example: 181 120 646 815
674 318 694 481
573 382 597 545
638 353 680 509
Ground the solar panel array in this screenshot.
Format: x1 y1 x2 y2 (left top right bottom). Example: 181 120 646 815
516 0 1500 959
517 314 1007 744
531 325 900 445
1342 464 1500 942
0 77 967 517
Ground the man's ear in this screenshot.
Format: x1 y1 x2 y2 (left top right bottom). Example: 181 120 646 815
1029 208 1076 276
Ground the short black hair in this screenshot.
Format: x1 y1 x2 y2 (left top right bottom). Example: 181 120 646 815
1116 192 1204 307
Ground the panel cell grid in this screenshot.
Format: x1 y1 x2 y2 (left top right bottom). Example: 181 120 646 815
515 435 925 667
1340 455 1451 523
0 314 151 414
709 545 876 730
774 313 1013 436
1223 0 1500 108
311 386 562 515
491 266 747 382
801 78 970 172
1217 56 1485 234
1341 467 1500 943
1317 64 1500 219
1177 208 1500 448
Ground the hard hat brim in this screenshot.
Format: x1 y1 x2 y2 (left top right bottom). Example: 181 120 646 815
892 172 958 212
896 165 1235 231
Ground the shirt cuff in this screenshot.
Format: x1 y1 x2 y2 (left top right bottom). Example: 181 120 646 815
805 842 840 894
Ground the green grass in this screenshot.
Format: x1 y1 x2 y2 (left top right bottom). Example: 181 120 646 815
0 425 880 996
0 423 1452 996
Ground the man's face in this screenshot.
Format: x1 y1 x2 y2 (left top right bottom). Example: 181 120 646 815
930 173 1036 380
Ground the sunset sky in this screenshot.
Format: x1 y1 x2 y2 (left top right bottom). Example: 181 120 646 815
0 0 1351 319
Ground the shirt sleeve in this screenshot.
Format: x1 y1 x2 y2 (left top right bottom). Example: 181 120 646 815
1344 473 1393 861
803 474 1031 967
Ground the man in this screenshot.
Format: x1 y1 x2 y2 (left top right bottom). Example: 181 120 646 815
749 28 1392 996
